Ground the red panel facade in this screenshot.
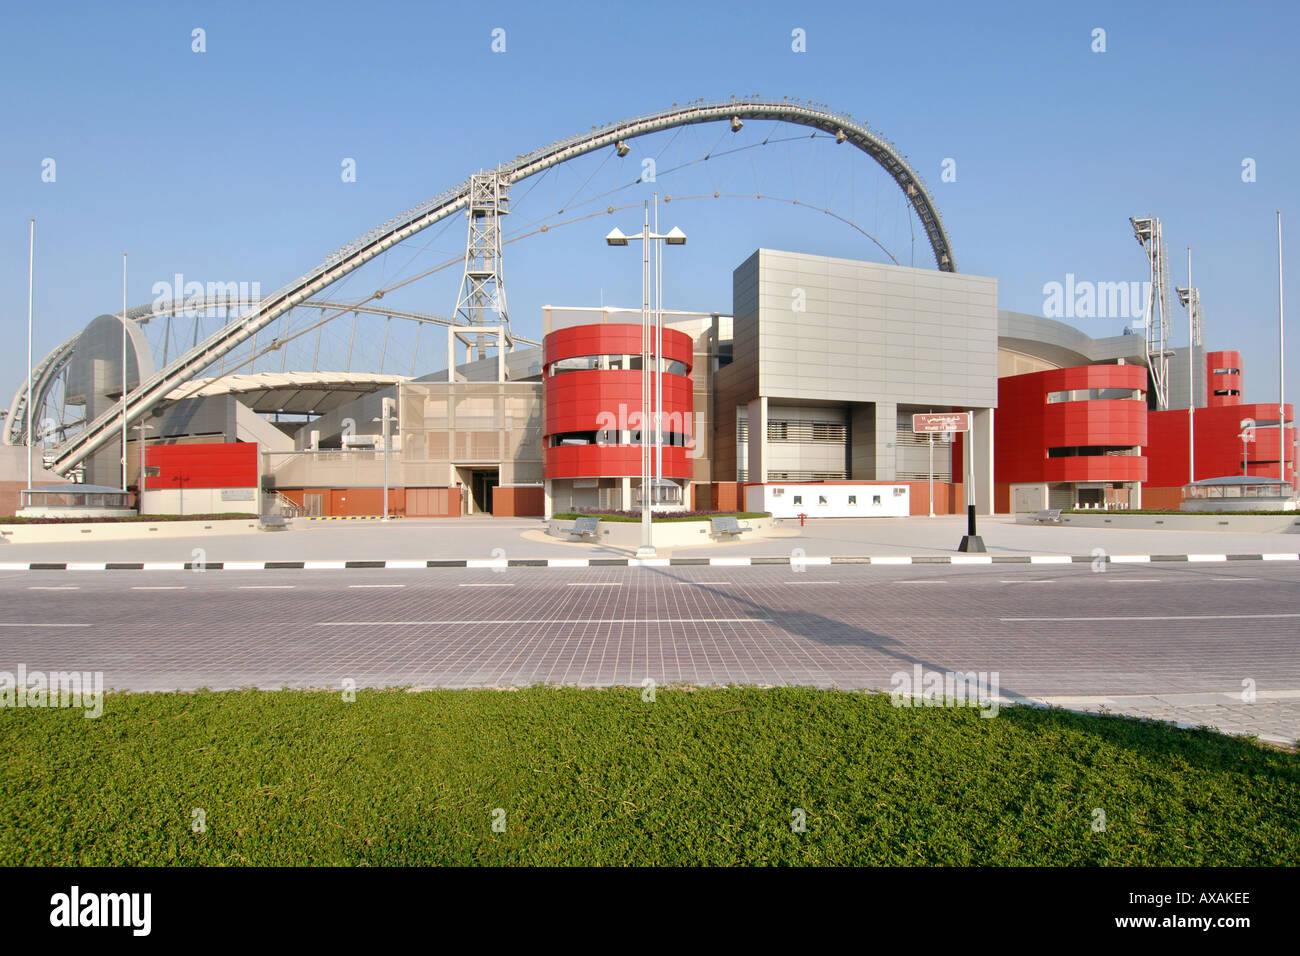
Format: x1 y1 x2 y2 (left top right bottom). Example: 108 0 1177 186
543 323 694 480
995 365 1148 485
145 442 257 490
1146 403 1296 487
1206 350 1243 408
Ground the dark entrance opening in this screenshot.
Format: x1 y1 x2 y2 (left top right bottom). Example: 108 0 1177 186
470 468 498 515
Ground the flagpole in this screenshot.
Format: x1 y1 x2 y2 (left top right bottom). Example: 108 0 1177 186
26 219 35 492
1187 247 1195 483
122 253 128 493
1279 212 1287 489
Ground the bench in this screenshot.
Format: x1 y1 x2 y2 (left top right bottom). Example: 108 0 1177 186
568 516 601 540
710 515 752 539
1030 509 1062 525
258 514 290 532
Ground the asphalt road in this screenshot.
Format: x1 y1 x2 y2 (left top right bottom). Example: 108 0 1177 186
2 561 1298 743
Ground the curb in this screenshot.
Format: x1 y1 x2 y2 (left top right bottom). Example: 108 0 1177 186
0 553 1296 571
305 515 404 521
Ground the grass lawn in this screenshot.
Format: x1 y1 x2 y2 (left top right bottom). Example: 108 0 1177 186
2 687 1295 866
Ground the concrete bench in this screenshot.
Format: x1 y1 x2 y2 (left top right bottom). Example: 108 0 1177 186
710 515 752 539
568 516 601 540
1030 509 1063 525
258 514 290 532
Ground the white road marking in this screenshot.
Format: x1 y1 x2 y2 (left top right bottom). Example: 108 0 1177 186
1003 613 1300 622
567 582 621 587
1029 555 1072 564
1187 554 1228 562
1110 555 1151 563
677 581 730 585
0 623 89 628
708 557 752 566
869 556 912 565
784 580 840 584
1000 579 1054 583
131 586 186 590
547 559 590 568
384 560 427 569
238 585 295 590
142 562 186 571
304 561 347 570
349 584 405 589
223 562 266 571
951 555 993 565
458 582 514 588
1105 578 1162 583
316 618 774 626
1261 553 1300 561
898 580 945 584
28 586 78 590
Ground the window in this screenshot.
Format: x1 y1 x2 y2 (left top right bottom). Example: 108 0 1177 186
872 495 882 506
772 488 785 497
792 495 802 506
818 496 828 506
847 495 857 506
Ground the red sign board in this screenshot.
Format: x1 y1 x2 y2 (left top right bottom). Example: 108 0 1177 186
912 412 971 434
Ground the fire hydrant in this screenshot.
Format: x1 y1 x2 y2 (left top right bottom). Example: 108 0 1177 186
799 512 808 527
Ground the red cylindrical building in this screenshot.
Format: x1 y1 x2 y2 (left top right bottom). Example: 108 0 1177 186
543 323 694 489
1206 350 1243 407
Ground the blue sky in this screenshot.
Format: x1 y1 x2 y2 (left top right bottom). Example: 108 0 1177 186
2 0 1297 405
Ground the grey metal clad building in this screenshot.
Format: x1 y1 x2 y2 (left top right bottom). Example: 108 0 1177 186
715 249 999 513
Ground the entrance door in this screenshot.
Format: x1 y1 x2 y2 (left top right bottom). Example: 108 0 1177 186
470 469 498 514
303 493 324 517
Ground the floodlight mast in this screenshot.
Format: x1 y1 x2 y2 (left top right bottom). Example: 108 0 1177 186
1131 216 1172 410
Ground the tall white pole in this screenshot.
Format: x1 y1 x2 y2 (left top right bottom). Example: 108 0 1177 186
927 430 934 517
381 397 391 520
1188 247 1195 484
26 219 34 494
654 193 663 509
640 202 652 555
1279 212 1287 488
122 253 128 493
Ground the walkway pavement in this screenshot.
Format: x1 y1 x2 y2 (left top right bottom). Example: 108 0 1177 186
2 515 1297 564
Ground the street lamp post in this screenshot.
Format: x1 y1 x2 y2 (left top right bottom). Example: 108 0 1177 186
605 202 686 558
136 419 157 510
373 395 397 520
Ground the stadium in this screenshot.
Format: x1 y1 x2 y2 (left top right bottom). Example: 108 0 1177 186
4 97 1294 520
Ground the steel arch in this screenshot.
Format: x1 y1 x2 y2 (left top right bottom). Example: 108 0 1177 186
48 96 955 475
